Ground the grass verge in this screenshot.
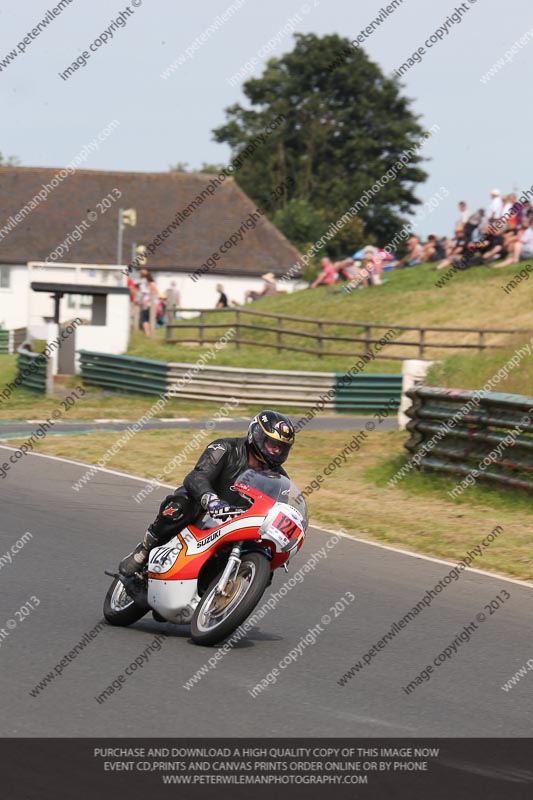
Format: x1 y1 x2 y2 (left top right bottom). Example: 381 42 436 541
7 427 532 581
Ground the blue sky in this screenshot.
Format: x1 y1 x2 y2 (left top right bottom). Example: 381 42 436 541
1 0 531 239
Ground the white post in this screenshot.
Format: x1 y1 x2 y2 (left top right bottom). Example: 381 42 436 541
399 359 435 431
117 208 124 265
45 321 59 376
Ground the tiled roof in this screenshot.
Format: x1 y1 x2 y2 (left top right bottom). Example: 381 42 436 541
0 167 301 276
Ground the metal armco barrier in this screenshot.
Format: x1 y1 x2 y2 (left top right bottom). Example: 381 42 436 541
16 347 52 394
0 330 9 355
1 328 27 355
405 386 533 491
79 351 168 395
78 351 403 412
166 362 335 407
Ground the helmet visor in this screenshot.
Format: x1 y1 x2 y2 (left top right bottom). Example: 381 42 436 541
263 435 292 464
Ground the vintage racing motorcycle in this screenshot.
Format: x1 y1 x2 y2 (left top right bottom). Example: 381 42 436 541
103 469 308 646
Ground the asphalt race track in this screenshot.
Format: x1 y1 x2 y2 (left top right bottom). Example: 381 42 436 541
0 414 397 439
1 444 532 737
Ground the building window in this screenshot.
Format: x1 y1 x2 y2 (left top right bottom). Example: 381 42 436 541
67 294 93 309
0 266 10 288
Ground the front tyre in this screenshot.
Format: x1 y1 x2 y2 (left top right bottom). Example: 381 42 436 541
191 552 270 646
103 577 147 626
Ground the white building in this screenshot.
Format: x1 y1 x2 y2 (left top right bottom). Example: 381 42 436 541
0 166 303 334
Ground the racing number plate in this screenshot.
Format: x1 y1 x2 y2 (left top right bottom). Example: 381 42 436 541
267 506 304 548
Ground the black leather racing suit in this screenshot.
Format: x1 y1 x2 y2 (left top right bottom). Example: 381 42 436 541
149 436 288 544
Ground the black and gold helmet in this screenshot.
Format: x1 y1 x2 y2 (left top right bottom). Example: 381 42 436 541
247 410 295 467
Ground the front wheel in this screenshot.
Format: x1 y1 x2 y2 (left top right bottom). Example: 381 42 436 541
191 552 270 646
103 577 147 626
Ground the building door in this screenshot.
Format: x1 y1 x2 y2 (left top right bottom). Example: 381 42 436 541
57 326 76 374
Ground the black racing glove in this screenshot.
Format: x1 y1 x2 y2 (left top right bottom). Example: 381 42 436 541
201 492 232 519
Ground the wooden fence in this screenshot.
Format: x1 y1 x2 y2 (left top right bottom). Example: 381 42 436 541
166 308 528 360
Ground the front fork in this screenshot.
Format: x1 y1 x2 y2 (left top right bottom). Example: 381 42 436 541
214 543 242 596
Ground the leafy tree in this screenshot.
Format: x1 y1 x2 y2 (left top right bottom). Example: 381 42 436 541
0 152 20 166
213 33 428 248
169 161 190 172
272 198 326 252
272 198 366 259
169 161 226 174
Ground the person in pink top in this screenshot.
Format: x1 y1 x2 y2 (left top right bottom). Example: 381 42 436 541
310 257 336 288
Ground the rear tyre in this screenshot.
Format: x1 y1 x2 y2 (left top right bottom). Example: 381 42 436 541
103 577 147 626
191 552 270 646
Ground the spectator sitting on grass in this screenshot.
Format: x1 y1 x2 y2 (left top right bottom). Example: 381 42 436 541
397 236 424 268
361 245 384 285
522 200 533 225
310 257 337 288
441 236 452 256
479 222 506 263
493 221 533 267
245 273 277 302
423 235 446 263
334 258 356 283
435 226 468 270
453 223 508 268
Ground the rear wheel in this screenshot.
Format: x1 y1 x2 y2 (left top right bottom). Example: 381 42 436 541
103 577 147 626
191 552 270 646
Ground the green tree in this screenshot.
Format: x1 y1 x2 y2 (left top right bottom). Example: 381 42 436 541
213 33 428 247
169 161 226 174
0 152 20 166
272 198 326 252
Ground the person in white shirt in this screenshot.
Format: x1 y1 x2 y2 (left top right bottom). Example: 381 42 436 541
494 222 533 267
457 201 469 225
487 189 504 223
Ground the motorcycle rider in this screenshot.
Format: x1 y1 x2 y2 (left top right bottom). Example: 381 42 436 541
119 410 295 576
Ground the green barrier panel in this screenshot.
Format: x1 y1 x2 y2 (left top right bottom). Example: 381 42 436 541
16 350 47 394
0 330 9 355
333 373 402 413
79 350 169 396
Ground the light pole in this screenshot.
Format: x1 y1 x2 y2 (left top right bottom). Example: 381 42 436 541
116 208 137 265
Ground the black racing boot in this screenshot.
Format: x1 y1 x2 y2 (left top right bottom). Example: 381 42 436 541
119 529 159 577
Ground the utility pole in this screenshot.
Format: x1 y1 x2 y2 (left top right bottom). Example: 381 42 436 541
116 208 137 265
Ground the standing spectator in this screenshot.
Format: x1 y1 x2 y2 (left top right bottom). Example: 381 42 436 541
487 189 504 223
245 273 277 302
457 201 469 225
397 236 424 267
156 295 166 327
216 283 229 308
138 268 158 336
127 276 139 330
165 280 181 320
463 208 484 243
309 257 337 288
